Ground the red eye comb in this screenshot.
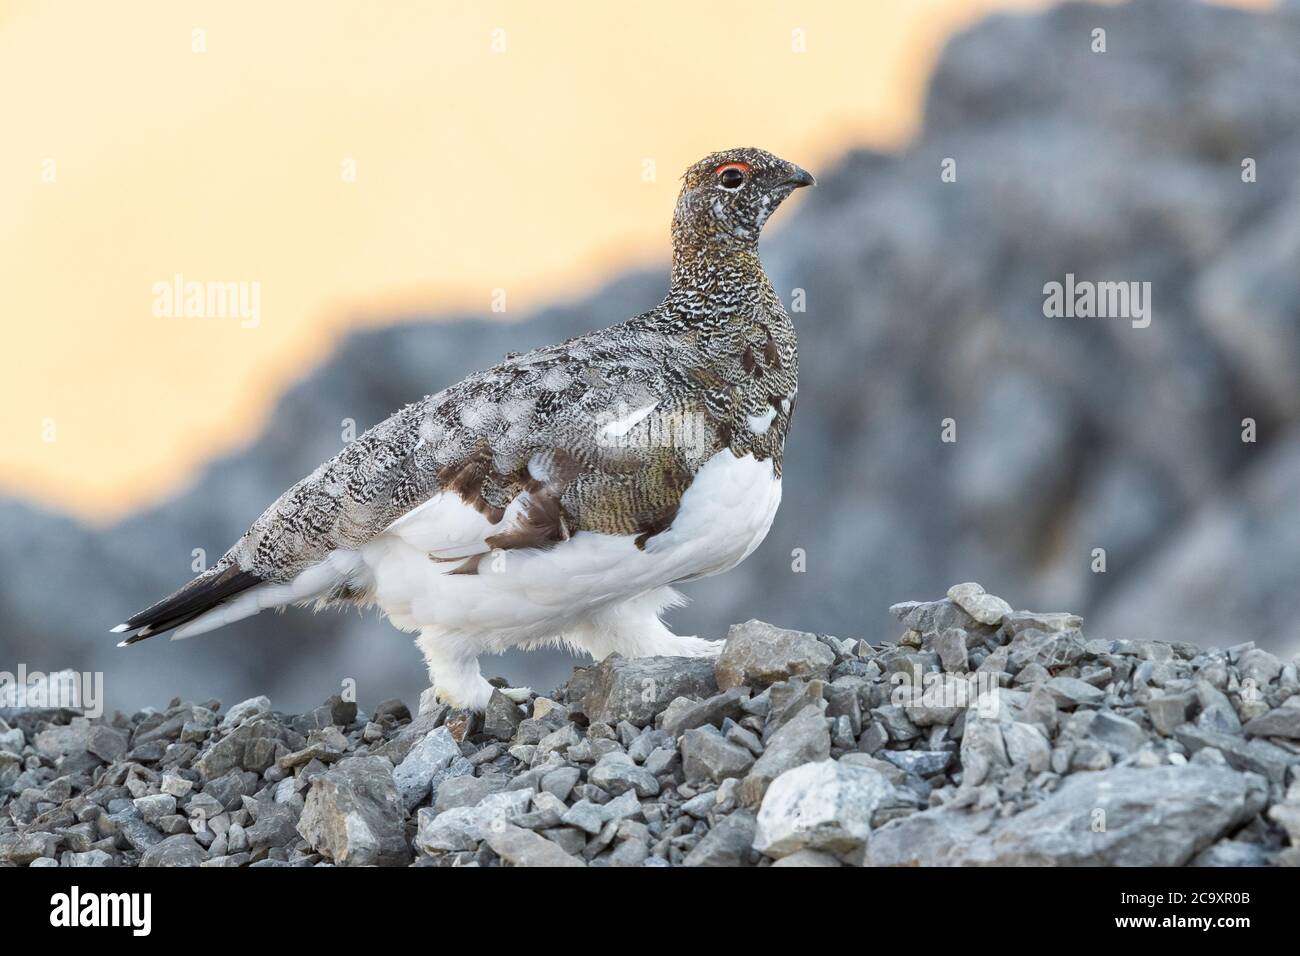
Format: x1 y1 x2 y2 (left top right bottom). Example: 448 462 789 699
715 161 752 175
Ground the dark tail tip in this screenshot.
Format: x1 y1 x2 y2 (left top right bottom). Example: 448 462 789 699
113 564 262 644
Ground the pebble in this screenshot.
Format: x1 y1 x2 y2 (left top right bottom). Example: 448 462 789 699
588 752 660 798
714 620 835 691
485 822 585 867
392 727 460 811
680 728 755 785
947 583 1014 626
753 760 891 859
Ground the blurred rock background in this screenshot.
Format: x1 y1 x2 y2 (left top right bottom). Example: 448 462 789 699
3 0 1298 712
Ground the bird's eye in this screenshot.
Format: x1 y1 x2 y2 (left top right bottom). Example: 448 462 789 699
716 163 748 189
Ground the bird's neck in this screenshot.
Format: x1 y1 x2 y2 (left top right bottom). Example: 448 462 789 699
665 241 774 315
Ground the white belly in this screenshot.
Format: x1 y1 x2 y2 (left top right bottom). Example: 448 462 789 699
357 450 781 650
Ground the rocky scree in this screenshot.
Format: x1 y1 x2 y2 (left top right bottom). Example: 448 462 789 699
3 583 1300 867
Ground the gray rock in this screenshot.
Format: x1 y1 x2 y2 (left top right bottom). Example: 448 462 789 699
726 723 764 757
1088 711 1149 755
392 727 460 811
160 772 193 798
68 850 115 867
1244 707 1300 739
1173 724 1296 784
871 705 921 742
740 704 831 806
1000 721 1051 772
0 831 59 864
106 806 163 853
540 827 587 857
428 755 474 805
626 728 671 762
554 790 642 839
482 690 524 741
715 620 835 691
869 766 1268 866
1191 839 1271 867
485 823 585 867
771 848 844 867
219 696 271 730
536 723 581 757
878 749 953 777
588 752 660 798
1008 628 1086 671
946 583 1013 626
1003 611 1083 635
569 656 717 727
764 678 827 736
960 715 1009 786
540 766 581 802
370 713 438 765
417 788 533 853
140 834 205 867
226 822 249 854
643 747 679 776
599 789 644 826
86 725 129 763
902 673 970 727
514 790 566 830
34 719 90 757
1268 801 1300 846
889 599 975 638
194 716 297 781
680 728 755 785
313 694 358 729
1194 680 1242 733
0 726 22 752
661 688 748 737
840 752 906 786
607 837 649 867
935 628 969 673
682 810 757 866
245 798 300 852
754 760 891 858
681 791 718 818
133 793 177 825
297 756 411 866
560 799 608 836
1043 677 1106 709
435 774 510 813
823 678 864 734
1147 692 1196 736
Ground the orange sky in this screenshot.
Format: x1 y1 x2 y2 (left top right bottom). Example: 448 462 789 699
0 0 1270 521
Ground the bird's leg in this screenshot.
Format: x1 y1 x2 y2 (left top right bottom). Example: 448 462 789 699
644 633 726 658
416 629 495 711
572 593 724 660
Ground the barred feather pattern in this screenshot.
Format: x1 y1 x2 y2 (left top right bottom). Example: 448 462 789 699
217 147 804 587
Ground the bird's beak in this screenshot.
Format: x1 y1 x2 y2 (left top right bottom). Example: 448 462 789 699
783 165 816 189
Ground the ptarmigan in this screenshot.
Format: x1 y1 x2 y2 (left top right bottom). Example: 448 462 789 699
113 147 814 710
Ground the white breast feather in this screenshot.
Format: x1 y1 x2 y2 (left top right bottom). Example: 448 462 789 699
359 450 780 648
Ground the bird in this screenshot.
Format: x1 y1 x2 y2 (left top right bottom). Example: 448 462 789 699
112 147 814 711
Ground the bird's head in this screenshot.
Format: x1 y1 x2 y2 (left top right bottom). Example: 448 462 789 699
671 147 815 252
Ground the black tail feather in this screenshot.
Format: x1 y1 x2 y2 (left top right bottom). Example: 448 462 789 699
114 564 263 644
